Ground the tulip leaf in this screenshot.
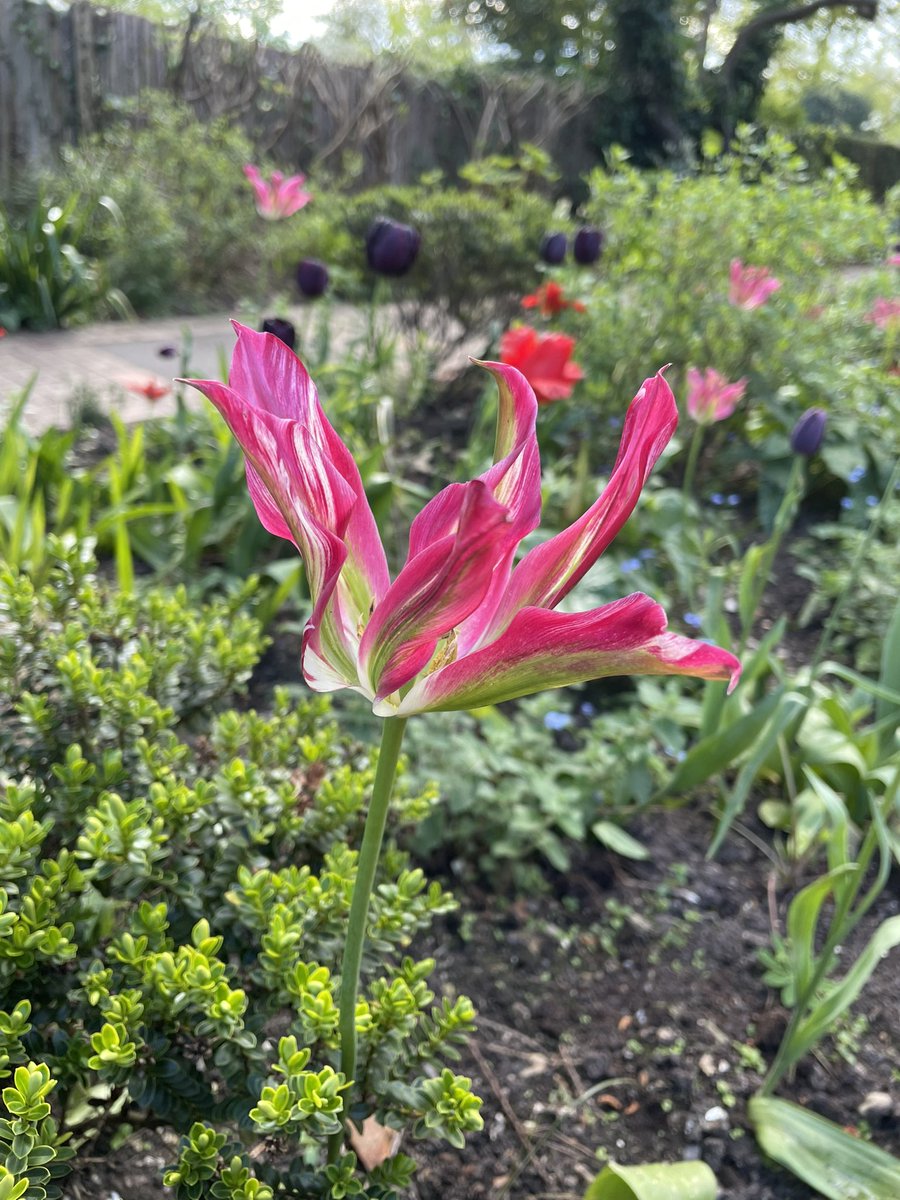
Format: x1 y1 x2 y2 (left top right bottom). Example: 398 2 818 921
583 1159 717 1200
591 821 649 861
707 692 804 857
660 687 783 800
876 596 900 756
749 1096 900 1200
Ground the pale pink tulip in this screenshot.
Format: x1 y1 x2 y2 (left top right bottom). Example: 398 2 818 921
243 163 311 220
729 259 781 310
685 367 748 424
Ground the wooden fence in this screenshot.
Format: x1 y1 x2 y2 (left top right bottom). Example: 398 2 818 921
0 0 604 194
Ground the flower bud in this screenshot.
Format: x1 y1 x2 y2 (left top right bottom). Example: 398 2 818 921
260 317 296 350
296 258 329 298
539 232 567 265
573 226 603 265
789 408 826 456
365 217 421 277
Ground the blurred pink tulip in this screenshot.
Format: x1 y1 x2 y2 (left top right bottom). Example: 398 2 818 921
865 297 900 330
685 367 748 425
729 260 781 310
243 163 311 220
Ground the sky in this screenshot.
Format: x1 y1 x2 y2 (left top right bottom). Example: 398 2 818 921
271 0 336 45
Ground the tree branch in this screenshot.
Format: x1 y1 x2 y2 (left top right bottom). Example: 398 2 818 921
722 0 877 88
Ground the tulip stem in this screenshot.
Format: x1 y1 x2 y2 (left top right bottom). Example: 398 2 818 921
329 715 408 1163
681 424 704 505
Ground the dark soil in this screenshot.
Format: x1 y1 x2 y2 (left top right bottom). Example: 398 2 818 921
76 805 900 1200
413 806 900 1200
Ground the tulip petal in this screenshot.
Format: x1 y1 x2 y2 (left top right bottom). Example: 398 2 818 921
360 481 511 699
228 323 390 613
383 593 741 716
184 376 362 688
483 370 677 637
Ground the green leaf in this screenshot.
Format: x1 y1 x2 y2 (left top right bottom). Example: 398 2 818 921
659 688 783 799
790 914 900 1065
749 1096 900 1200
876 597 900 757
591 822 649 861
584 1159 717 1200
708 693 805 857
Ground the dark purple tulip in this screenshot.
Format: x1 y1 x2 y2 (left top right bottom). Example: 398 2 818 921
260 317 296 351
539 232 567 265
157 344 178 358
573 226 604 266
365 217 421 277
790 408 827 456
296 258 329 298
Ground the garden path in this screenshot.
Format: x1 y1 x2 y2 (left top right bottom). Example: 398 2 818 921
1 304 371 433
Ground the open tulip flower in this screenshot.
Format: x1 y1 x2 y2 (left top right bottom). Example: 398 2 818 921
686 367 748 425
499 325 584 404
729 259 781 310
187 324 740 717
243 163 311 220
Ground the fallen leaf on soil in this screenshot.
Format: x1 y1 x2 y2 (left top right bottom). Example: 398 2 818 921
349 1115 402 1170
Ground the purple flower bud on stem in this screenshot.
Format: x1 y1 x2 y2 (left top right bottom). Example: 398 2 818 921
261 317 296 350
573 226 604 265
539 232 567 265
790 408 827 456
296 258 330 298
366 218 421 277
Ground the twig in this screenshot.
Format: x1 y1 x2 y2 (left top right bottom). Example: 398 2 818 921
467 1038 555 1187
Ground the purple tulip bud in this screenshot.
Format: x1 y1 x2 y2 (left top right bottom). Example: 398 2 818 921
540 232 567 265
365 217 421 277
296 258 329 298
157 344 178 358
790 408 826 456
260 317 296 350
573 226 604 265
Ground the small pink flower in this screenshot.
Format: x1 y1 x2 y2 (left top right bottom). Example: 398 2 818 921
729 260 781 310
243 163 311 220
685 367 748 425
888 253 900 267
864 297 900 330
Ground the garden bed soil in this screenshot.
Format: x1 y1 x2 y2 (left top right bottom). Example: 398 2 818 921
414 806 900 1199
73 806 900 1200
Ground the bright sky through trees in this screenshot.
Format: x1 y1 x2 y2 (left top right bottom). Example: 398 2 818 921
271 0 336 43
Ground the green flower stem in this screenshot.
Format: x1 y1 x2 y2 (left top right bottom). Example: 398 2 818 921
805 455 900 684
737 454 805 654
329 715 408 1162
681 423 705 506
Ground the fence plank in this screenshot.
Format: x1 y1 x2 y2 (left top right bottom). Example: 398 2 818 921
0 0 602 195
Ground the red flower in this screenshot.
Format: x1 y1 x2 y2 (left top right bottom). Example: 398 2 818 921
499 326 583 404
521 281 586 317
121 375 171 401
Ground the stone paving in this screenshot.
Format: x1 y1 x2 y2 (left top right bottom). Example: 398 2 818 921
1 304 370 433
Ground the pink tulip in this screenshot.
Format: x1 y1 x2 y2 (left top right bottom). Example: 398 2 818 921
186 325 740 715
864 297 900 330
685 367 748 425
729 259 781 310
243 163 311 220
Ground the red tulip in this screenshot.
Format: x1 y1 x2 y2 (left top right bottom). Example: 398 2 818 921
499 325 583 405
